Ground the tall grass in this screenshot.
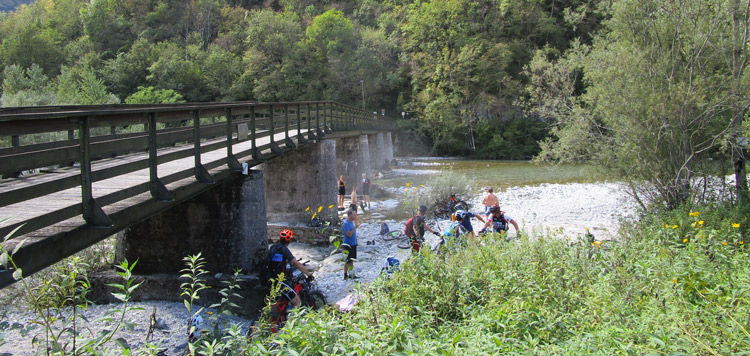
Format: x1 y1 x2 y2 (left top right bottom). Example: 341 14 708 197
248 206 750 355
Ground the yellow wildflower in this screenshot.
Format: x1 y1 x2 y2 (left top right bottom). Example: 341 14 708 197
740 241 745 245
722 241 728 246
305 207 310 212
683 238 688 243
672 225 678 229
672 278 678 283
207 311 213 315
732 223 741 228
691 222 697 228
406 183 412 187
665 224 670 228
318 206 323 213
689 211 700 217
420 185 425 188
413 187 417 191
404 188 409 192
312 212 317 219
329 204 334 209
698 220 704 225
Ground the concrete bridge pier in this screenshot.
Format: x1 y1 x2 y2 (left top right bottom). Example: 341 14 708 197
373 133 386 171
263 140 338 223
118 170 268 274
336 136 370 197
385 132 394 164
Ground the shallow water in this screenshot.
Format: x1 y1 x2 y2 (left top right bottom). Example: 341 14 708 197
369 158 605 221
379 159 603 191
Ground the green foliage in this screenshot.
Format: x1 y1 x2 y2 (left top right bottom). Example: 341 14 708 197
125 86 185 104
0 0 35 13
55 65 120 105
80 0 134 56
0 64 56 107
0 0 615 159
247 204 750 354
526 0 750 209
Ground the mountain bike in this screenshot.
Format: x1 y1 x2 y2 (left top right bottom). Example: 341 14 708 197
269 264 326 333
432 194 470 220
308 216 343 239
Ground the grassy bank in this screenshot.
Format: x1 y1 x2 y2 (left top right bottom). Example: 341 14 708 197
249 207 749 355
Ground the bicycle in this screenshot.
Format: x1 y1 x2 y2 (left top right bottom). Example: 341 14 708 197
308 216 343 240
378 230 411 248
432 194 470 220
269 264 326 333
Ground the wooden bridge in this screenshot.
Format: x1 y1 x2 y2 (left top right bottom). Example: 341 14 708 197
0 101 393 288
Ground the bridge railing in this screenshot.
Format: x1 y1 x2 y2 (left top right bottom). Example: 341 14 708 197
0 100 392 239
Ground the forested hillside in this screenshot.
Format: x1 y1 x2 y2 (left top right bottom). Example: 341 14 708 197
2 0 748 197
0 0 34 13
0 0 603 158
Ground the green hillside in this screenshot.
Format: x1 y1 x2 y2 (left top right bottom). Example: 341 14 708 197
0 0 34 13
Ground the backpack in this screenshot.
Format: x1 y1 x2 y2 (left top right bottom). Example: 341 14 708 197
380 222 390 235
261 244 287 284
404 216 415 237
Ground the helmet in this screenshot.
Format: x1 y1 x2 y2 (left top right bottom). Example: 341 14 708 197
279 229 294 242
454 210 467 220
489 206 500 213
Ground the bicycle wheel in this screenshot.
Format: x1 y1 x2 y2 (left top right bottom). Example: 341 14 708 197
382 231 399 241
397 236 412 249
303 290 327 310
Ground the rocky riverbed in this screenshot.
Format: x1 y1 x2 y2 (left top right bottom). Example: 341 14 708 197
0 181 637 355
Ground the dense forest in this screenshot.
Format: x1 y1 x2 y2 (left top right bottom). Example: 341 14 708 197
1 0 749 209
0 0 604 159
0 0 34 13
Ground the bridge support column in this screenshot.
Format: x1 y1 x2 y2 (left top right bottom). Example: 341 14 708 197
336 136 369 198
359 135 371 176
368 134 379 173
385 132 394 164
373 133 386 170
263 140 337 223
119 170 267 274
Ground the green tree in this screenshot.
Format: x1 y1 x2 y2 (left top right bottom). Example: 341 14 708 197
238 9 306 101
147 41 210 102
79 0 133 56
55 66 120 105
0 64 56 107
125 86 185 104
527 0 750 209
100 38 153 100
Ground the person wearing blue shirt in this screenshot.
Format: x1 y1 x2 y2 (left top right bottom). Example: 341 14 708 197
341 209 358 280
455 207 486 238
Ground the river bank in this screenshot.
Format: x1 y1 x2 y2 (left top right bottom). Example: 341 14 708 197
0 180 636 355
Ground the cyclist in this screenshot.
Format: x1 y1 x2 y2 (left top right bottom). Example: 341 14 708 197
409 205 439 252
265 229 314 309
481 205 520 240
453 205 486 238
441 210 470 250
